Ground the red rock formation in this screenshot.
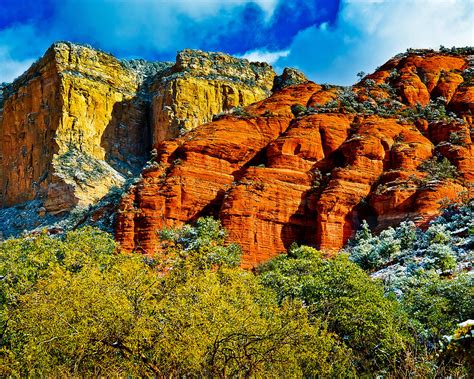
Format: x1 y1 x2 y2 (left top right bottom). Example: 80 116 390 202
114 49 473 267
116 83 321 255
220 113 354 267
361 52 468 107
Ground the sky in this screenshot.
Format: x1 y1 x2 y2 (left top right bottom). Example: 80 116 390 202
0 0 473 85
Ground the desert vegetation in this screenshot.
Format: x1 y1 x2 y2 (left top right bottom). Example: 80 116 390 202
0 206 472 377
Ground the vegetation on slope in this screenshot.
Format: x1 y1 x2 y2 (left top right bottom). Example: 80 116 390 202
0 211 472 376
0 221 349 377
347 201 473 373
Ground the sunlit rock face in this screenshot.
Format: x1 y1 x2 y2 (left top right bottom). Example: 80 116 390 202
0 43 273 215
116 49 473 267
0 42 158 213
149 49 276 145
1 42 472 266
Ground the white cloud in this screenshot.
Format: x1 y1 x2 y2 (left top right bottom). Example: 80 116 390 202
52 0 279 54
277 0 474 85
0 54 34 83
0 25 41 82
168 0 278 19
239 48 289 64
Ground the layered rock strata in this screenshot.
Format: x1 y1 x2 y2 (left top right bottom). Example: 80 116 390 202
0 43 275 215
150 49 275 144
116 49 473 267
0 42 158 213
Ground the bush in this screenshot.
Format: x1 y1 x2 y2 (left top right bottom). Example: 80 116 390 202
349 220 417 270
291 103 307 117
449 131 467 146
347 203 473 376
419 156 458 181
0 220 351 377
158 217 241 274
230 106 254 118
258 245 411 374
310 168 323 190
399 272 473 345
349 202 472 280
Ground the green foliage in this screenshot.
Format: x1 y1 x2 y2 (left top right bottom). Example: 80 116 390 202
348 202 473 375
398 97 463 124
419 156 458 181
349 203 472 276
258 245 411 374
310 168 323 190
291 103 308 117
349 220 418 271
1 208 471 376
441 321 474 369
310 86 403 117
0 220 350 377
231 105 254 118
158 217 241 274
398 273 473 345
449 131 467 146
356 71 366 80
438 45 474 55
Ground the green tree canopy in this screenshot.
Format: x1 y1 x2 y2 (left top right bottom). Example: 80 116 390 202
258 245 412 374
0 221 352 377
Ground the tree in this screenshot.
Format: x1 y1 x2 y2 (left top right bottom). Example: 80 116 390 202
0 220 353 377
399 272 473 345
419 157 458 181
258 245 411 374
357 71 366 80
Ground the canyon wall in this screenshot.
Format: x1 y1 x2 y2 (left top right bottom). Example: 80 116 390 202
116 49 473 267
0 43 274 215
0 42 154 213
1 43 472 267
150 49 275 144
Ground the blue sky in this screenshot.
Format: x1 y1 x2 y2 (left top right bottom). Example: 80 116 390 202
0 0 473 85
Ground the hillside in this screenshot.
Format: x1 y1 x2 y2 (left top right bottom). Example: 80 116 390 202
116 48 473 267
0 43 472 377
0 44 473 269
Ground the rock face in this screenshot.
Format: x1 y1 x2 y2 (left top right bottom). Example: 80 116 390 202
116 49 473 267
273 67 308 91
150 49 275 145
0 42 158 213
116 83 320 255
0 43 274 215
1 43 473 267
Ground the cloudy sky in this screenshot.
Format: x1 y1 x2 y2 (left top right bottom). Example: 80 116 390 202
1 0 473 84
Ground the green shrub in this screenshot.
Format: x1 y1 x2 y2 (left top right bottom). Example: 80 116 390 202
258 245 411 374
449 131 467 146
291 103 307 117
399 272 473 344
231 106 254 118
419 156 458 181
0 220 351 377
348 202 473 375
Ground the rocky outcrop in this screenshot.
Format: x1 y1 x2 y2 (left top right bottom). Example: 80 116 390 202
150 49 275 144
0 44 274 216
0 42 159 212
273 67 308 91
358 49 472 111
1 43 472 267
116 83 320 255
116 49 473 267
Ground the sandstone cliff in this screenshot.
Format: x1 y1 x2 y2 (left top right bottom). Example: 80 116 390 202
150 49 275 144
116 48 473 267
0 43 275 217
1 43 472 267
0 42 159 213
